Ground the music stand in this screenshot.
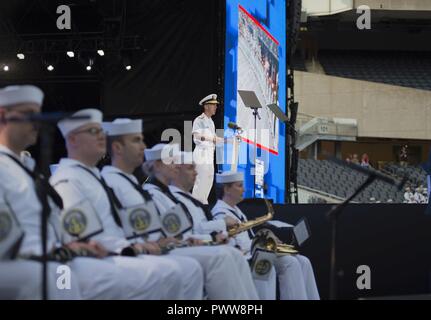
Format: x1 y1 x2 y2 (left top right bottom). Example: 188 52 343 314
267 103 296 203
238 90 262 198
267 103 289 123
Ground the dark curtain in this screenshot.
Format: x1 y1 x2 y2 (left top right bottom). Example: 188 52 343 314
102 0 225 126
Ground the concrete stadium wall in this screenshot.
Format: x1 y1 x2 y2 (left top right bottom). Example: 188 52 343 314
295 71 431 140
354 0 431 11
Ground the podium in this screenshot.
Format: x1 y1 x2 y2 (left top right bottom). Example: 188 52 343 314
230 130 243 172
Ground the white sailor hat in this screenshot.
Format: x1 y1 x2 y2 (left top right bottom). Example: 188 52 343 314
144 143 180 162
103 118 142 136
216 171 244 184
175 151 194 165
0 85 44 108
199 93 219 106
57 108 103 138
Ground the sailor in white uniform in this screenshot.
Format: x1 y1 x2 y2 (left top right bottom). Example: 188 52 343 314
192 93 224 204
141 143 259 299
50 109 194 300
0 86 125 299
212 171 320 300
101 118 204 300
101 122 258 300
169 151 278 299
171 151 237 239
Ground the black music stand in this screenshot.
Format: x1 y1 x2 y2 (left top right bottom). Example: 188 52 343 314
238 90 262 198
13 112 89 300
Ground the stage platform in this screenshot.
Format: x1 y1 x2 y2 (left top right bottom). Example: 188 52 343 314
237 200 431 300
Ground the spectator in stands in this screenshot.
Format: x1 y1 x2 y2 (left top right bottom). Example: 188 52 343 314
361 153 371 168
399 144 409 167
423 188 429 204
404 187 414 203
345 154 352 163
414 186 426 203
351 154 359 164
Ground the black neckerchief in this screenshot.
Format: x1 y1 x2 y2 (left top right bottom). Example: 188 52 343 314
75 164 123 227
114 171 152 202
0 152 63 211
175 190 213 222
147 176 170 193
147 177 194 224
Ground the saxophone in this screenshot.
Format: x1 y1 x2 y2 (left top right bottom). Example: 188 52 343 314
227 198 274 237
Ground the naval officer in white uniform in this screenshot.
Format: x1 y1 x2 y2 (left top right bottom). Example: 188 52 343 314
191 93 224 204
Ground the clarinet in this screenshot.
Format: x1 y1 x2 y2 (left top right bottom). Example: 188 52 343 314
120 239 220 257
18 245 99 263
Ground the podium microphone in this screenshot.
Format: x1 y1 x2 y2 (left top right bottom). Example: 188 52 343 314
227 122 242 131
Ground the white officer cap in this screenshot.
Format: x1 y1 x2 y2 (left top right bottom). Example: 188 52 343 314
199 93 219 106
216 171 244 184
175 151 194 165
57 108 103 138
144 143 180 162
103 118 142 136
0 85 44 108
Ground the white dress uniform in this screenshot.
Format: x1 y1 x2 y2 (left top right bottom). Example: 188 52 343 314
0 145 123 300
142 179 259 300
0 86 125 300
169 184 274 298
50 158 189 300
191 94 219 204
212 198 320 300
101 165 204 300
140 143 258 299
170 185 228 237
0 260 81 300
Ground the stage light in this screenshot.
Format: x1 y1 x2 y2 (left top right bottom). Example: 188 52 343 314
67 51 75 58
43 54 58 72
97 50 105 56
3 65 9 72
17 53 25 60
86 58 94 71
122 52 132 71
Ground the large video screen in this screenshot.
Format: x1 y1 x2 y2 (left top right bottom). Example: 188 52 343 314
237 5 280 153
224 0 287 203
